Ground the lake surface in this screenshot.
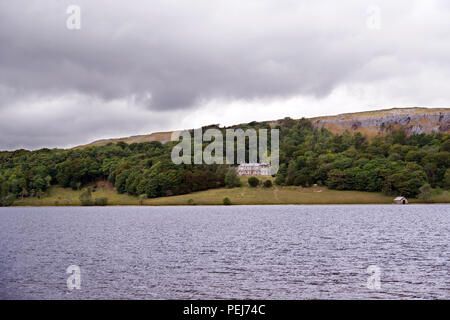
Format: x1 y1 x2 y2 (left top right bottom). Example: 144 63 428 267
0 205 449 299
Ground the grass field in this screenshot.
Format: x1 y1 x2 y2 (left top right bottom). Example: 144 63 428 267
12 176 450 206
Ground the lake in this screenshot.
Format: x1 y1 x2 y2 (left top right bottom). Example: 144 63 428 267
0 205 449 299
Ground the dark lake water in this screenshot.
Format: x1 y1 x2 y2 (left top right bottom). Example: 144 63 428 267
0 205 449 299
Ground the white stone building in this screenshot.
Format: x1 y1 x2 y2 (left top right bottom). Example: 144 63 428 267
236 163 270 176
393 196 408 204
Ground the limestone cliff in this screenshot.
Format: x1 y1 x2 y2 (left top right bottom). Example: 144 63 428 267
309 107 449 136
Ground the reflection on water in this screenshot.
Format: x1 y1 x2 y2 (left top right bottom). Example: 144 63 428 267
0 205 449 299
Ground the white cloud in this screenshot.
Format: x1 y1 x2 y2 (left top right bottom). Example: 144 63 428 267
0 0 449 149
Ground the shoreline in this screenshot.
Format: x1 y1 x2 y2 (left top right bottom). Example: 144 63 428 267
7 202 450 207
8 184 449 207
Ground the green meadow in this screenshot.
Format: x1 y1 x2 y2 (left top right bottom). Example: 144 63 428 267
13 176 449 206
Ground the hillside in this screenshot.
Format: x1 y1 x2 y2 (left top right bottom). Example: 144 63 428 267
76 107 449 148
2 109 449 207
75 131 173 149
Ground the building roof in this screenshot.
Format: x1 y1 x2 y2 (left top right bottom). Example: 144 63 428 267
238 163 269 167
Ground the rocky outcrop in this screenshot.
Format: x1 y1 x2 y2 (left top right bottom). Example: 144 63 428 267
310 108 449 136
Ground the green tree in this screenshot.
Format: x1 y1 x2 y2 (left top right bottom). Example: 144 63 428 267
248 177 260 187
418 184 432 201
263 180 273 188
223 197 231 205
79 188 93 206
0 194 15 207
444 169 450 189
327 170 346 190
225 168 241 188
115 170 130 194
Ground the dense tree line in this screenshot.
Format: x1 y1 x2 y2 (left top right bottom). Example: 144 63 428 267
0 118 449 206
273 118 449 198
0 141 225 205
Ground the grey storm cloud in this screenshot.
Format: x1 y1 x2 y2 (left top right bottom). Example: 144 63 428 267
1 0 450 149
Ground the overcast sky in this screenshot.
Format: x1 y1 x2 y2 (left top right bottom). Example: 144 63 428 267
0 0 449 150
